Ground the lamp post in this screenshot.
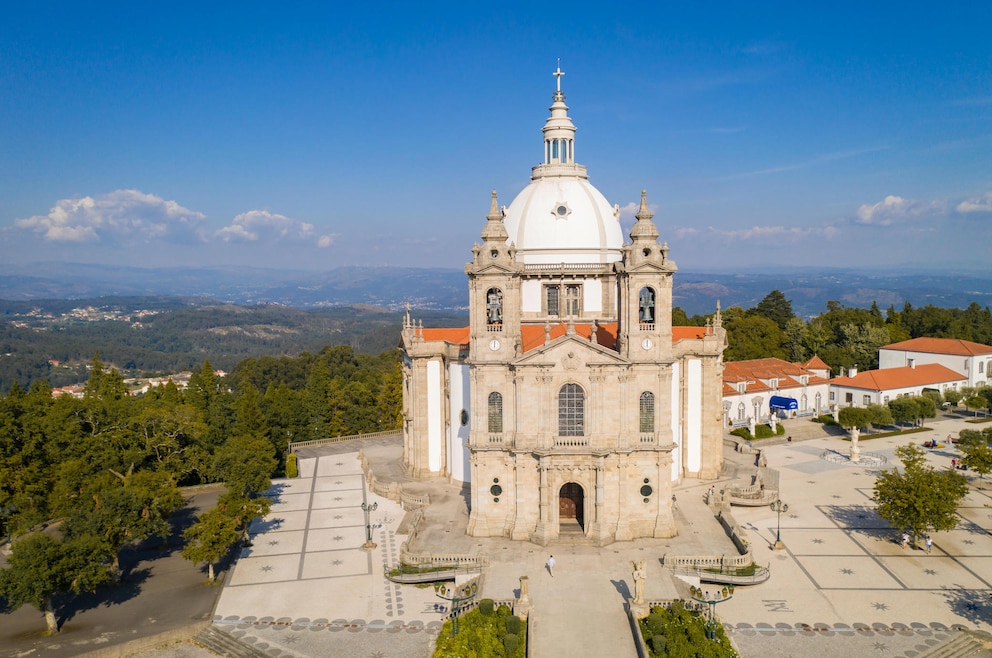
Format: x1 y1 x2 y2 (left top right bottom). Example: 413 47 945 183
434 581 479 637
361 501 378 549
688 585 734 640
769 498 789 550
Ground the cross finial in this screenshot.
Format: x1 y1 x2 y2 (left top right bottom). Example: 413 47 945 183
553 59 564 92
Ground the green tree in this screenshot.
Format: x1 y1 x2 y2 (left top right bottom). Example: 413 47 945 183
873 444 968 547
60 467 184 578
838 406 873 432
866 403 893 429
888 397 920 428
723 314 786 361
0 533 112 634
944 388 963 406
960 441 992 483
963 394 988 417
182 502 240 582
752 289 794 331
213 433 277 498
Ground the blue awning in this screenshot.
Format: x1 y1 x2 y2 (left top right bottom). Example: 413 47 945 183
769 395 798 410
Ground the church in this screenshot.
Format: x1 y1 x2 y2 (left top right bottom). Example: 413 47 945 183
400 68 727 546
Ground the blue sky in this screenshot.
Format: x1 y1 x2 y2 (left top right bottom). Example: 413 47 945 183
2 2 990 273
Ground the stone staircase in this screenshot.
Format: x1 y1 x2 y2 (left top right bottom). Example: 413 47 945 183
195 625 272 658
919 630 992 658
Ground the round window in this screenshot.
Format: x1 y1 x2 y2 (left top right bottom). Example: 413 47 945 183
557 205 568 216
640 484 653 497
460 410 469 426
490 484 503 497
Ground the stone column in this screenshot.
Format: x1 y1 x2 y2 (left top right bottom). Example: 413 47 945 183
531 457 554 545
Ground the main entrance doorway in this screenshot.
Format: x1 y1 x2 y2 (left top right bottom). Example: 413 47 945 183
558 482 585 533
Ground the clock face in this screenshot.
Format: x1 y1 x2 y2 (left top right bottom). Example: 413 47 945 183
641 338 653 350
489 339 501 351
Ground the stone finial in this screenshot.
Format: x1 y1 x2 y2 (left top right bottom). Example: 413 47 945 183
635 189 653 222
487 190 501 222
713 300 723 328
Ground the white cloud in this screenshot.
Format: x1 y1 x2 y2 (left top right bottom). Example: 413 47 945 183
14 190 206 243
956 192 992 214
215 209 335 248
855 195 944 226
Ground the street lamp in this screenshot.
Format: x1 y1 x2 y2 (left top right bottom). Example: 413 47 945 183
769 498 789 550
361 501 378 549
434 581 479 637
688 585 734 640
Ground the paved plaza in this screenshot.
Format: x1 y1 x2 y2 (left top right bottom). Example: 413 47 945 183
203 416 992 658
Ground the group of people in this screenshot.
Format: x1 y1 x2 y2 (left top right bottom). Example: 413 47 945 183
900 532 933 553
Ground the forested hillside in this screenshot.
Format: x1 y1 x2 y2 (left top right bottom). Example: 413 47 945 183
0 297 465 393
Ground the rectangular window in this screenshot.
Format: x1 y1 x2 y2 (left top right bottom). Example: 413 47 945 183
863 395 871 405
546 286 559 316
845 392 853 403
829 391 835 401
565 284 581 316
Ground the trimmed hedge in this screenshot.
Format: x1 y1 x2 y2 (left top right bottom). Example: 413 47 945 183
434 605 526 658
285 453 298 478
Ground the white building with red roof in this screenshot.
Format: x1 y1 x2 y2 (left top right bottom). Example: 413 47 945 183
722 357 832 426
829 363 967 408
879 337 992 388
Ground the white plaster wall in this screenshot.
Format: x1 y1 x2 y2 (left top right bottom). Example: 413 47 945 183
670 360 681 481
427 360 442 473
686 359 702 473
521 280 542 313
448 363 470 483
583 278 602 313
879 350 980 387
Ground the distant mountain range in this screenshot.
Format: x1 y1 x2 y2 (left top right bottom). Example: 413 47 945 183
2 262 991 317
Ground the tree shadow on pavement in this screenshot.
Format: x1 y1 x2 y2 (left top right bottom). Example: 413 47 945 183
939 587 992 628
54 567 151 629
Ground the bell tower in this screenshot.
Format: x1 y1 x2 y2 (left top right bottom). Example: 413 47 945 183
466 191 521 362
619 190 676 361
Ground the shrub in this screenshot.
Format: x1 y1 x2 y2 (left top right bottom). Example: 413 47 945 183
503 634 519 654
285 453 298 478
505 615 521 635
479 598 494 616
814 414 838 425
496 603 512 618
754 424 775 439
650 634 667 654
730 427 753 440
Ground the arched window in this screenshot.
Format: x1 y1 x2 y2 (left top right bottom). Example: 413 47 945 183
737 402 746 421
815 392 822 412
638 287 656 325
800 394 808 412
488 392 503 433
558 383 585 436
639 391 655 433
486 288 503 326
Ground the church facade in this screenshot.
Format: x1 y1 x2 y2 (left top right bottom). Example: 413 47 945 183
401 70 726 546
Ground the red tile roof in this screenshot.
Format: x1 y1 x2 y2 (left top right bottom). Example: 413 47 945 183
831 363 966 391
415 323 712 355
881 337 992 356
722 357 830 392
802 355 831 370
420 326 470 345
520 323 618 353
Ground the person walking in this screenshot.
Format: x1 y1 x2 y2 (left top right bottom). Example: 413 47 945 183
901 532 910 549
925 535 932 554
546 555 556 577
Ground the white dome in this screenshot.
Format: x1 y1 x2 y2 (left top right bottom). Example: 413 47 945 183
503 175 624 264
501 68 624 265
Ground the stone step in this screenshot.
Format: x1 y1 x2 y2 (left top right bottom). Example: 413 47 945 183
918 630 992 658
194 625 271 658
